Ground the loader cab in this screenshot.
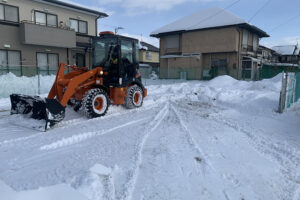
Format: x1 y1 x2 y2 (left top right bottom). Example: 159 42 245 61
92 33 140 87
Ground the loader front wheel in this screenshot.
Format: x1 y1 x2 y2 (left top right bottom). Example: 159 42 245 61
124 85 143 109
82 88 109 118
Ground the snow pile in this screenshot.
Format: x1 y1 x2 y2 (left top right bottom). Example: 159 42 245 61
0 73 55 98
0 180 87 200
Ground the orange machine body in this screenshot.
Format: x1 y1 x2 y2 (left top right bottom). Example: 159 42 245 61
48 63 147 107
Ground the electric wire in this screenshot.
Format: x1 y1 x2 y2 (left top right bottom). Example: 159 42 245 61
248 0 271 23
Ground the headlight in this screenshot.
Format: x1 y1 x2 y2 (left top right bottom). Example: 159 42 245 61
100 71 104 75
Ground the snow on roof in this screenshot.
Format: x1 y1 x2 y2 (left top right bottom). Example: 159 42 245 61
39 0 108 17
139 41 159 52
151 7 247 36
272 45 297 55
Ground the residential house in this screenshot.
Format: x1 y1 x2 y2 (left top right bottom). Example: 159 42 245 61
272 44 300 65
150 7 269 80
257 45 279 64
139 41 159 68
0 0 107 76
138 41 159 78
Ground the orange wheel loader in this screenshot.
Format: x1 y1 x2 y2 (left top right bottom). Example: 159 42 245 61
10 32 147 130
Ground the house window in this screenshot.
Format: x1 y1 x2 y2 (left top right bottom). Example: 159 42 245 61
0 50 21 76
0 4 19 22
253 35 258 51
37 53 58 75
165 35 179 49
70 19 87 34
0 5 4 20
146 51 152 60
242 30 249 48
35 11 57 27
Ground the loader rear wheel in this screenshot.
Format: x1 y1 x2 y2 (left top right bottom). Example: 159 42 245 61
82 88 109 118
124 85 143 109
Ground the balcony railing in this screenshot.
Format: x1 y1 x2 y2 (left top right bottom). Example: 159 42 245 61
20 21 76 48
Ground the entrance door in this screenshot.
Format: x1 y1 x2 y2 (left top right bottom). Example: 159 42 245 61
76 53 85 67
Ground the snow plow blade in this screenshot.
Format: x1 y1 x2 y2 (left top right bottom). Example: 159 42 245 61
10 94 65 130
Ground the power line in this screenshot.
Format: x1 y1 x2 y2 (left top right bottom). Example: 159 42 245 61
248 0 271 23
269 12 300 33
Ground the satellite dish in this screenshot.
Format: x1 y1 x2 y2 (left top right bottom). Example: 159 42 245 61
65 20 71 28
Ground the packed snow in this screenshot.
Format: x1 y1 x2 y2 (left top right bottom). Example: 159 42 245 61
0 73 300 200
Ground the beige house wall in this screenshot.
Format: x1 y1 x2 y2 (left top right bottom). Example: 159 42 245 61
139 50 159 63
6 0 98 36
181 27 239 53
160 34 182 55
0 24 69 76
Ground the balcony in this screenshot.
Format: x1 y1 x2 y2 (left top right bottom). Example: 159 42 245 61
20 21 76 48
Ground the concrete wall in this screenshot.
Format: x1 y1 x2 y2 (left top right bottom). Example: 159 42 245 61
4 0 98 36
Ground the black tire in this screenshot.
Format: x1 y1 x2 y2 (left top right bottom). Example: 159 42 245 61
82 88 109 118
124 85 143 109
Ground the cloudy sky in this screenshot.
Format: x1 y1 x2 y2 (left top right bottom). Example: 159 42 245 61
62 0 300 48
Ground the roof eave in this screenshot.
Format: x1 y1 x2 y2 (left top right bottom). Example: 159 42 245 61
238 23 269 38
41 0 108 17
151 23 269 38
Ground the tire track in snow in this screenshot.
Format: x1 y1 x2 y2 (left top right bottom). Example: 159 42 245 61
57 104 158 130
208 113 300 200
40 117 150 151
170 103 215 171
121 103 169 200
0 105 158 146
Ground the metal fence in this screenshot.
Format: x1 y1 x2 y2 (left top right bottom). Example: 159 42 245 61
279 72 300 112
0 65 58 77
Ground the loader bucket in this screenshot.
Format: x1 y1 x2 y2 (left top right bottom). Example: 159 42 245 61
10 94 65 130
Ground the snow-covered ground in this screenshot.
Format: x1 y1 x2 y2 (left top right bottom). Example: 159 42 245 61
0 74 299 200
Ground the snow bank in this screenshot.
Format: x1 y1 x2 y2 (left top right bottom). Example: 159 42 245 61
0 73 55 98
0 180 88 200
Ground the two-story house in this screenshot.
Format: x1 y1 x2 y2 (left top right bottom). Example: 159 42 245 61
138 41 160 78
0 0 107 76
150 7 269 80
139 41 159 68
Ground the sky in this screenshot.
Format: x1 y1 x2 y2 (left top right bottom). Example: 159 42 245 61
61 0 300 48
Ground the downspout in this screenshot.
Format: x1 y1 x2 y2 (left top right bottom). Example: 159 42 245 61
95 15 101 36
67 48 70 65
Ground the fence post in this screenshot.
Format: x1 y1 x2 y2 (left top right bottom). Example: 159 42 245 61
278 72 287 113
37 67 41 95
